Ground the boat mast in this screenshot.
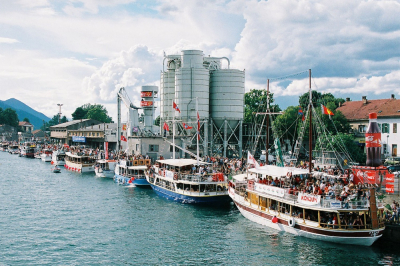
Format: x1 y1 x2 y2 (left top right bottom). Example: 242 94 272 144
172 100 175 160
308 69 312 173
266 79 270 165
196 97 199 165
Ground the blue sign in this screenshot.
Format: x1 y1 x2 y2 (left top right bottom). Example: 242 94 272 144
72 136 86 143
132 127 139 133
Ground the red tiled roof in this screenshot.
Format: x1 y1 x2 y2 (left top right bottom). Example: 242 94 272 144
336 98 400 121
19 121 33 126
32 129 41 134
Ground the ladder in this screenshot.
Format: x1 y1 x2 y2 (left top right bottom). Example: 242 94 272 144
163 138 202 161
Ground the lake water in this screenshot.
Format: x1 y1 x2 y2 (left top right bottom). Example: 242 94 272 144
0 151 399 265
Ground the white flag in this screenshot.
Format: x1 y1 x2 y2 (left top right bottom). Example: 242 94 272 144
247 151 260 169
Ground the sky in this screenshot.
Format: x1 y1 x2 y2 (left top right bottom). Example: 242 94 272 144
1 0 400 122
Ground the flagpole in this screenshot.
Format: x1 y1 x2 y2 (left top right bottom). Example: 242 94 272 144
172 100 175 159
196 97 199 166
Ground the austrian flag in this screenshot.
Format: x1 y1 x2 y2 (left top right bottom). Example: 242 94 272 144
163 122 170 131
173 101 180 113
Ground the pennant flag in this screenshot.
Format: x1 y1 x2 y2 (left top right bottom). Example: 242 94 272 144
183 123 193 130
173 101 181 113
163 122 170 131
247 151 260 169
274 138 284 167
197 111 200 140
321 104 334 116
122 124 127 131
121 135 127 142
298 106 305 121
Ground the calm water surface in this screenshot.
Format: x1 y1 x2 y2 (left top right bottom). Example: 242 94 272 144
0 151 399 265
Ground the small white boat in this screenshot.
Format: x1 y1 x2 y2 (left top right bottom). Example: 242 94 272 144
52 166 61 173
95 159 117 178
51 150 66 166
41 149 53 162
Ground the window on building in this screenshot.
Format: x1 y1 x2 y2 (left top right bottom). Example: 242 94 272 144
358 125 366 133
149 145 159 152
382 123 389 133
97 132 100 136
136 144 139 151
170 145 179 152
393 123 397 134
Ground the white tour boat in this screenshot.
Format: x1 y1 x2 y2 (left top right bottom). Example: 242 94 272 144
114 159 151 186
95 159 118 178
146 159 230 204
51 150 66 166
228 165 385 246
40 149 53 162
64 152 96 173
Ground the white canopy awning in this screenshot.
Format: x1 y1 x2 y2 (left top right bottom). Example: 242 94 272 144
156 159 210 167
248 165 309 177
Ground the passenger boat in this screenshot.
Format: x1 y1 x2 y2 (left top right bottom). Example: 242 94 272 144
51 150 66 166
8 144 19 154
146 159 230 204
1 142 9 152
40 149 53 162
228 165 385 246
114 159 151 186
64 152 96 173
20 143 35 158
95 159 117 178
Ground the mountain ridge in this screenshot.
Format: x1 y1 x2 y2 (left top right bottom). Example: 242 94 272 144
0 98 51 130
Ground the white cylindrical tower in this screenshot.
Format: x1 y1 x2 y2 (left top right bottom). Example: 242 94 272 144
141 85 158 132
175 50 209 120
210 69 245 126
160 55 180 121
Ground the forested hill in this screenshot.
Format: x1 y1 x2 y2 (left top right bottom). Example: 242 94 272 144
0 98 50 130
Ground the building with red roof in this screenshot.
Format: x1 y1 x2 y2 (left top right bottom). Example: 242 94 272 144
337 94 399 158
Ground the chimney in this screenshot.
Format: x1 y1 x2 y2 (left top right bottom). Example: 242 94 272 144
339 102 342 107
362 96 367 104
391 94 396 99
346 97 350 102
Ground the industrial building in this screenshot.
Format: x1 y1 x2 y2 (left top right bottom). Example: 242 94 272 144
159 49 245 158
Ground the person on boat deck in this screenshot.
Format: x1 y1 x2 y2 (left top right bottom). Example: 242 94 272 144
353 215 364 228
340 188 348 201
288 186 294 194
271 179 276 186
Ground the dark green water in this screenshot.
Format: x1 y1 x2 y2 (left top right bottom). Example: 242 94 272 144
0 151 398 265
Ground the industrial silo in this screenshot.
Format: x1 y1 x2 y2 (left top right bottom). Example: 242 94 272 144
175 50 210 120
209 69 245 157
140 85 158 132
160 55 180 121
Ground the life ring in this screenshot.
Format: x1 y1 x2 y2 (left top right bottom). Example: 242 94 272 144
286 172 292 178
289 217 295 227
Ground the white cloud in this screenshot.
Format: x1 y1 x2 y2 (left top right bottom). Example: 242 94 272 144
0 37 19 44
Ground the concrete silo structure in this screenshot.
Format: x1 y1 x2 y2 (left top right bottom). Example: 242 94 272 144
210 69 245 157
160 50 244 158
140 85 158 132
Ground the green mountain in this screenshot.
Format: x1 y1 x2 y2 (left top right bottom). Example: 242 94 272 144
0 98 50 130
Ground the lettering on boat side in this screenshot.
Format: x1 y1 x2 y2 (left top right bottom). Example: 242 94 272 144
369 231 378 237
297 192 321 205
254 183 285 197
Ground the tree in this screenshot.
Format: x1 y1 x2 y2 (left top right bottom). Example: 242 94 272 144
72 104 113 123
315 133 366 164
72 107 87 120
272 106 302 143
23 117 30 122
244 89 280 123
0 108 19 127
154 115 160 126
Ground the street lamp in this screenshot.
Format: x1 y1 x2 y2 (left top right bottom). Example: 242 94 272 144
57 104 63 124
387 134 389 157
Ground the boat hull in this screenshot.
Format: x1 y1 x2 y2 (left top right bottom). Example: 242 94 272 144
95 169 115 178
114 173 150 186
150 183 231 204
64 162 95 173
229 189 383 246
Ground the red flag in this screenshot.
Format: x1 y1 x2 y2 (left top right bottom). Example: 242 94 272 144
321 104 334 116
182 123 193 130
173 101 180 113
197 111 200 140
163 122 170 131
121 135 127 142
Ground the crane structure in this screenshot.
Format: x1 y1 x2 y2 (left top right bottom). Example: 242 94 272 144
117 87 141 152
